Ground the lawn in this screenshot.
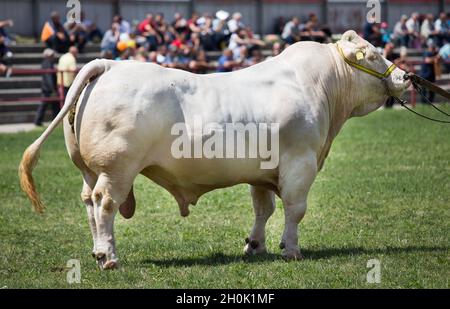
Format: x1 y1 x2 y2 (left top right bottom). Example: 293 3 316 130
0 106 449 288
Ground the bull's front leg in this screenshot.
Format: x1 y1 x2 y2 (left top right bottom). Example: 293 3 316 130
244 186 275 255
279 151 317 260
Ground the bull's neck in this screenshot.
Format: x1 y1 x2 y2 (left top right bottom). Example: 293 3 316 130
320 44 357 136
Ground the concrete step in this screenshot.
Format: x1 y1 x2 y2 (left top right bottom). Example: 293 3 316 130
0 88 41 100
9 43 101 54
0 101 61 113
0 76 41 89
10 52 99 65
0 110 53 124
8 64 86 77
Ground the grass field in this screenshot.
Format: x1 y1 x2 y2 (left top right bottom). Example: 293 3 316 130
0 106 449 288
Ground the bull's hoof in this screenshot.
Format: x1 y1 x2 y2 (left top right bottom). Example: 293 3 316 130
243 238 266 255
95 254 119 270
281 248 304 261
102 259 119 270
95 252 105 261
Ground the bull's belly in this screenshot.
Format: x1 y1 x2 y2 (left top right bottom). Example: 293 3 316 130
141 157 279 205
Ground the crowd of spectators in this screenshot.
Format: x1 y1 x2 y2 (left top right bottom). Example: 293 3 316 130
36 10 332 73
2 9 450 86
97 10 280 73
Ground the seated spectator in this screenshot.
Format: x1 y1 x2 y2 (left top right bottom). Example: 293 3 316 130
217 49 242 72
393 15 409 47
383 42 399 62
149 51 158 63
421 14 438 46
101 22 120 57
187 13 202 35
301 13 326 43
249 49 264 66
212 10 230 50
406 12 421 48
64 20 88 53
155 44 168 64
80 12 102 42
363 16 382 47
227 12 244 34
281 17 301 44
438 39 450 72
138 14 162 51
0 19 14 46
228 28 264 59
41 11 70 53
135 47 148 62
434 12 449 47
113 15 131 34
271 42 283 57
235 45 252 69
34 48 58 126
153 12 168 45
172 12 188 35
189 49 214 73
174 45 194 70
199 15 216 51
380 22 391 45
0 33 12 77
160 45 177 68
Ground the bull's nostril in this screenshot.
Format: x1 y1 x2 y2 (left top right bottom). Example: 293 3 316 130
403 73 410 81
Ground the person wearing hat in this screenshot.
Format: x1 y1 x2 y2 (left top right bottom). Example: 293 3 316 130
34 48 58 126
227 12 244 34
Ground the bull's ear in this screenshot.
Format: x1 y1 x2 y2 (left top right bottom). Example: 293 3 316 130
341 30 358 43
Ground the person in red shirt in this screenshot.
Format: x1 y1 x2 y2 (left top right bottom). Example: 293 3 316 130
138 14 161 51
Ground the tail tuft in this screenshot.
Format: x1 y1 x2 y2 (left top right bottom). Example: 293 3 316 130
18 144 45 213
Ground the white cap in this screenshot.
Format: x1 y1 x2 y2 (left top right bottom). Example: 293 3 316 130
216 10 229 21
43 48 55 57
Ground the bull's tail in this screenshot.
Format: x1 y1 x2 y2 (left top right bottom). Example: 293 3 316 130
19 59 114 213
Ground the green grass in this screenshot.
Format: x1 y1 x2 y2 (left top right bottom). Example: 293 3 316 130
1 106 449 288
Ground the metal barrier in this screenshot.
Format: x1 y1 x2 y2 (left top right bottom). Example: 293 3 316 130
0 68 78 107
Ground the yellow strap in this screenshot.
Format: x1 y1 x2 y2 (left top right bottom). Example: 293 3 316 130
336 43 396 80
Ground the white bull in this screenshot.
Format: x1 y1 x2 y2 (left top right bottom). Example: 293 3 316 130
19 30 410 269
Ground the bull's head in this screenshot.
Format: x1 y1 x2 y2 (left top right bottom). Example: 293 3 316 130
337 30 411 117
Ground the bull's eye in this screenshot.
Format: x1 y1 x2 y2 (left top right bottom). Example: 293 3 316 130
367 53 377 61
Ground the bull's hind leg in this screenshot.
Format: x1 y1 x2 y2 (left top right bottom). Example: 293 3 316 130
91 173 135 270
244 186 275 255
80 171 98 258
279 151 317 260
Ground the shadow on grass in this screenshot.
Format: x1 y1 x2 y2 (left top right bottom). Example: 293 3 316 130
140 245 448 268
